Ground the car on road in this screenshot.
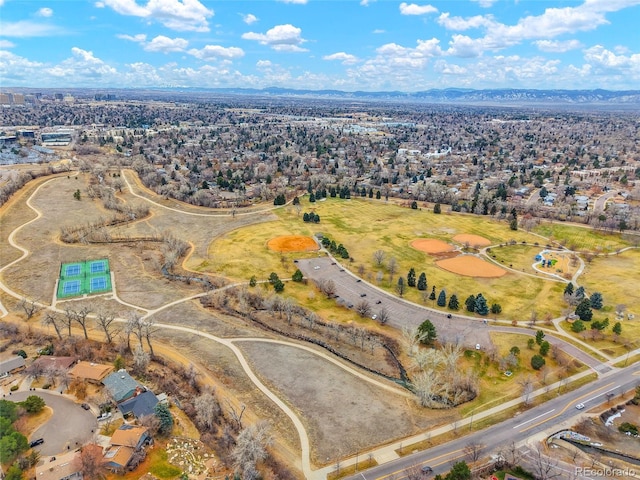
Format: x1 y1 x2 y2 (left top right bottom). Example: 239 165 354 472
29 438 44 448
360 293 366 297
81 403 90 410
421 466 433 475
376 300 382 304
447 313 452 319
313 266 320 270
575 403 585 410
371 314 377 320
97 412 112 421
475 344 481 350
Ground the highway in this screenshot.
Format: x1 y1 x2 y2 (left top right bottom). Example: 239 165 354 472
344 363 640 480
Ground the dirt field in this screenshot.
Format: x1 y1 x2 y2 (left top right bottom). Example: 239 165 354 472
436 255 507 278
410 238 455 254
267 235 319 253
238 341 452 464
453 234 492 247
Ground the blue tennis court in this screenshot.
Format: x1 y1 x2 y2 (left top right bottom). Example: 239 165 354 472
65 264 81 277
90 277 107 291
90 261 106 274
63 280 81 295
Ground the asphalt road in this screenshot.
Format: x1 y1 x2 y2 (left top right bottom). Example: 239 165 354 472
593 191 618 213
9 391 97 456
344 362 640 480
296 257 607 373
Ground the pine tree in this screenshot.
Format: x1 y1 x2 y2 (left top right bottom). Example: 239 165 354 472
417 272 427 291
448 294 459 310
590 292 603 310
437 289 447 307
433 203 441 214
407 268 416 287
417 319 437 345
429 286 437 301
465 294 476 312
564 282 574 296
575 298 593 321
154 403 174 435
575 286 585 300
475 293 489 315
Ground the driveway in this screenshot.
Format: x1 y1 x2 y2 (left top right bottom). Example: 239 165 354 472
9 391 97 456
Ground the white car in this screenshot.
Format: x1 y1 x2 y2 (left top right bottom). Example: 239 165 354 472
575 403 585 410
371 314 377 320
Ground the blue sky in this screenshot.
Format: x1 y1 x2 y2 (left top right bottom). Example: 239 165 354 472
1 0 639 91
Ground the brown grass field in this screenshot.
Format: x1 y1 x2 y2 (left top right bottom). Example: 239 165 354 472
410 238 455 254
436 255 507 278
453 234 492 247
267 235 319 253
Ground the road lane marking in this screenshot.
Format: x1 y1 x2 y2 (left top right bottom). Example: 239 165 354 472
519 382 615 433
583 385 619 403
513 409 555 429
374 448 464 480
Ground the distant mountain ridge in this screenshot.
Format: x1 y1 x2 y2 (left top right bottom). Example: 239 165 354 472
174 86 640 105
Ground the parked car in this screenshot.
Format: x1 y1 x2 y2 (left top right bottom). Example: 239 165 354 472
29 438 44 448
421 466 433 475
81 403 91 410
97 412 112 421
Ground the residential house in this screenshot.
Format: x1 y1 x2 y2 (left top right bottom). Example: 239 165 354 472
117 390 159 419
103 425 150 473
34 450 82 480
0 356 26 377
68 361 114 384
102 370 141 403
31 356 77 372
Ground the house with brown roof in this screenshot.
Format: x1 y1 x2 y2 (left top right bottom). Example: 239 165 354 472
103 425 150 473
34 450 82 480
68 361 114 384
31 356 77 372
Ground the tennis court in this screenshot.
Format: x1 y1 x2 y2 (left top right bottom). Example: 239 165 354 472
57 258 112 299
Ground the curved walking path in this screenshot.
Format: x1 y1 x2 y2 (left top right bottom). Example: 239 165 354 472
0 172 633 479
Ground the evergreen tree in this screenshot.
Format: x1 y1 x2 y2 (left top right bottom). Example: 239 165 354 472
429 286 437 301
309 192 316 203
575 299 593 321
564 282 574 296
433 203 441 214
154 403 174 435
445 461 471 480
612 321 622 337
490 303 502 315
417 319 437 345
448 294 460 311
575 286 585 300
589 292 603 309
407 268 416 287
531 354 546 370
292 269 303 282
411 201 418 209
417 272 427 291
539 340 550 356
376 190 381 199
465 294 476 312
395 277 406 297
303 212 310 222
437 289 447 307
535 330 545 345
474 293 489 315
571 320 585 333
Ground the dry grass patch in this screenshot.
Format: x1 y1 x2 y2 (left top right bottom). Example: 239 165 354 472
453 234 491 247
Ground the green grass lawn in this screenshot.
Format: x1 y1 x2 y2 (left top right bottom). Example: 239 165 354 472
533 222 633 252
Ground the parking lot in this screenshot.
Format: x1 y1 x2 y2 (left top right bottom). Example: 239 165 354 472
296 256 492 348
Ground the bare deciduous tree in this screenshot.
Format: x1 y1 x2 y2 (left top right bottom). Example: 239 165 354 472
94 308 119 344
318 279 336 298
18 298 41 320
74 306 92 339
529 445 562 480
132 346 150 374
519 376 535 406
387 256 398 281
42 311 63 340
464 441 485 463
226 399 246 431
231 421 272 480
194 391 222 432
373 250 385 267
356 300 371 318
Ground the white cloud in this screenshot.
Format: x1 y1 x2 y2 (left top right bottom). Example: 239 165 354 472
276 0 307 3
437 13 496 31
0 40 16 48
399 3 438 15
323 52 359 65
433 60 467 75
0 20 64 37
471 0 498 7
256 60 272 69
534 39 582 53
144 35 188 53
243 13 258 25
100 0 213 32
584 45 640 71
372 29 385 34
117 33 147 42
46 47 117 80
36 7 54 17
189 44 245 60
360 0 375 6
446 35 485 58
242 24 307 52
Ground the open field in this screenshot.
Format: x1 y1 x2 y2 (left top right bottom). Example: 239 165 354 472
436 255 507 278
238 340 452 463
452 234 491 247
532 221 636 252
210 197 568 319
